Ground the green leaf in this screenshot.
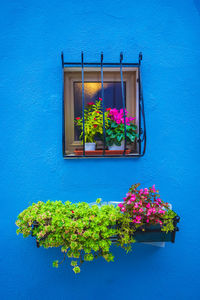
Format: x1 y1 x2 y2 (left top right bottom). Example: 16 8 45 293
73 266 81 274
52 260 59 268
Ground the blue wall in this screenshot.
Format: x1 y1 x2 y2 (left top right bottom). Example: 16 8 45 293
1 0 200 299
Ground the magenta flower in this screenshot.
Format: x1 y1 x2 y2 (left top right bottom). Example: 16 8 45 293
131 195 136 201
139 189 143 195
139 208 143 213
87 102 95 106
133 215 142 223
108 108 135 126
118 203 123 208
134 203 139 208
144 188 149 195
146 203 151 209
127 200 132 205
152 184 156 193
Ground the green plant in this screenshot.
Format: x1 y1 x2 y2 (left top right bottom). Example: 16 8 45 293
106 108 138 146
16 199 131 273
75 98 110 143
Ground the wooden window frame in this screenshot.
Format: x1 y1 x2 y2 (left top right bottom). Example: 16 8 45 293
63 67 140 156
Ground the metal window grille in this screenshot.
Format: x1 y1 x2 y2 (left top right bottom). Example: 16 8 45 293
61 52 146 158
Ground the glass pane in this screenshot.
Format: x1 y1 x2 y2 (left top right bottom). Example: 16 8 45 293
74 82 126 140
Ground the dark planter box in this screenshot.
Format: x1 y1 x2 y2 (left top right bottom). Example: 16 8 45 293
111 216 180 244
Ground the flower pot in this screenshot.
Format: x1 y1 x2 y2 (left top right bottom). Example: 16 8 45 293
108 140 125 151
85 143 96 151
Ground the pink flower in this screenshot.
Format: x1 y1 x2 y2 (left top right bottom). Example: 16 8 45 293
152 184 156 193
139 208 143 213
118 203 123 208
108 108 134 126
157 198 161 203
139 201 142 206
134 203 139 208
144 188 149 195
147 210 151 216
133 215 142 223
139 189 143 195
146 203 151 209
99 97 102 101
121 207 126 212
127 200 132 205
158 209 165 214
130 195 136 201
88 102 95 106
146 218 150 223
133 210 136 213
76 117 80 120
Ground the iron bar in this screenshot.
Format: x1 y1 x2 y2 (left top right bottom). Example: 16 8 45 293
81 52 85 156
61 52 65 156
138 52 146 156
101 52 106 155
63 62 139 66
120 52 127 156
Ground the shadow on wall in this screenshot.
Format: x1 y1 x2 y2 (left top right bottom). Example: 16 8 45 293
194 0 200 15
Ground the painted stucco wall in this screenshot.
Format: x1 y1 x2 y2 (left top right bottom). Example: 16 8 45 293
1 0 200 299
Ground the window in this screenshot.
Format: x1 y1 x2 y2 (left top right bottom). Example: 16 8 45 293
63 67 141 157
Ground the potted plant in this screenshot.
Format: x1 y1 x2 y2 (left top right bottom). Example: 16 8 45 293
105 108 138 150
16 184 179 274
75 98 110 151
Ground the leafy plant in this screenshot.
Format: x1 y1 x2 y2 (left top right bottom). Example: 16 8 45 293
75 98 110 143
16 184 179 274
16 199 128 273
105 108 138 146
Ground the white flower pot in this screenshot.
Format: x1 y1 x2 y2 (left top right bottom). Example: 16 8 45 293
85 143 96 151
108 140 125 151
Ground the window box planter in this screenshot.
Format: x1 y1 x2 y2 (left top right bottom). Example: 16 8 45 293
133 217 180 243
74 149 131 156
110 216 180 244
16 184 180 274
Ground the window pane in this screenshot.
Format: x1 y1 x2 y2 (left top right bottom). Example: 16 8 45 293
74 82 126 140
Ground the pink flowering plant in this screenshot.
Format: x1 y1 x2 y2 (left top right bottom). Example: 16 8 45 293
118 183 177 234
106 108 138 146
75 98 110 143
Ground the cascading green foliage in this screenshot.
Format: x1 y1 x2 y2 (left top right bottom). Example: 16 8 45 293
16 199 133 274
